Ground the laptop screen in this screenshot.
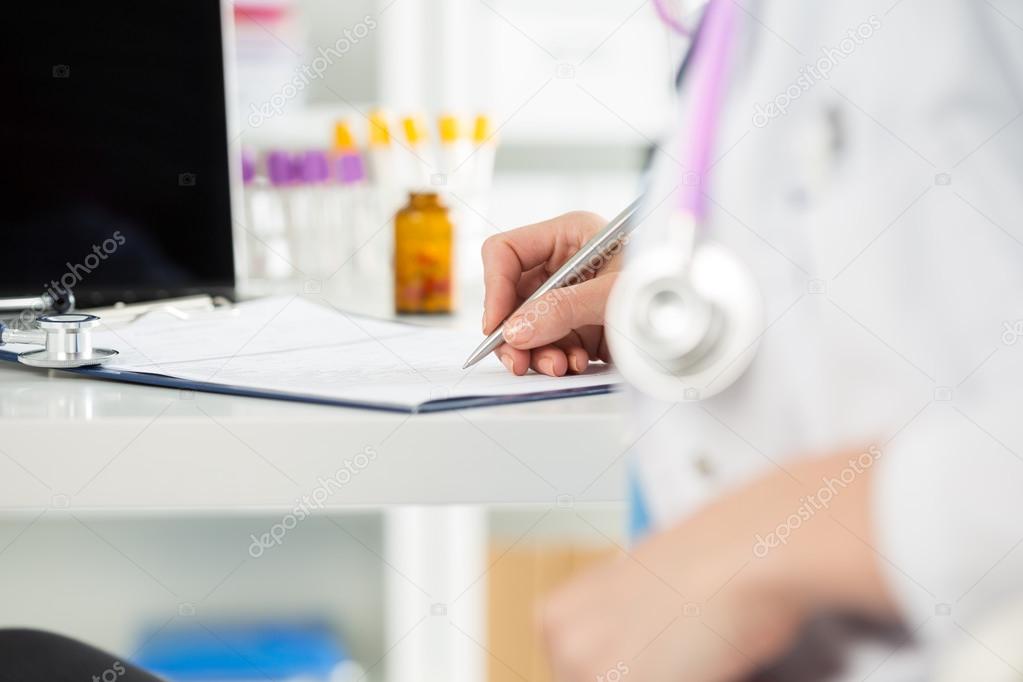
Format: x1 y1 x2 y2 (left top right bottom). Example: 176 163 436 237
1 2 236 306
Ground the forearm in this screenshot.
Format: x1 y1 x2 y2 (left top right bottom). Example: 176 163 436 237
758 448 899 620
633 447 900 668
718 448 897 614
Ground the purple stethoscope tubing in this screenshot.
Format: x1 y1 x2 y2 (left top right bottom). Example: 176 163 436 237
672 0 738 222
651 0 695 36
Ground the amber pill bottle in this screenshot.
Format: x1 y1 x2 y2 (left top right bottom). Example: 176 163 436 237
394 191 455 314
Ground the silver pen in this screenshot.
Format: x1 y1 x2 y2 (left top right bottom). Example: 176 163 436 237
462 196 644 369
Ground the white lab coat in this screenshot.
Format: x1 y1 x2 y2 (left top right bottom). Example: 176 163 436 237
632 1 1023 679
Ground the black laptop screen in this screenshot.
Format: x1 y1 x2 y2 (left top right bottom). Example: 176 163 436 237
1 2 236 305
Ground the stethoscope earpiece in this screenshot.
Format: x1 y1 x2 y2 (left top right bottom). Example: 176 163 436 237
608 241 763 402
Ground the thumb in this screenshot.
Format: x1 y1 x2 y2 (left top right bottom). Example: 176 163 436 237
502 275 614 349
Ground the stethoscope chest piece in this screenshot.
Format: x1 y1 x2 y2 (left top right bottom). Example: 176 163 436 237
1 313 118 369
607 241 763 402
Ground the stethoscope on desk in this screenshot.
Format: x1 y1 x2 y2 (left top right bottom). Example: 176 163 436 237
607 0 763 402
0 287 118 369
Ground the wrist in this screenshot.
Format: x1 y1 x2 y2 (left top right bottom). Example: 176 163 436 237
744 448 898 620
634 487 809 670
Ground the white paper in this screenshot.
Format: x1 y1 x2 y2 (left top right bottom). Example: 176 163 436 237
85 296 619 411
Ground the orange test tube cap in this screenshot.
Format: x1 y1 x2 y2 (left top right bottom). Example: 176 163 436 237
402 115 428 145
333 120 358 151
438 114 462 143
473 114 495 144
368 110 391 146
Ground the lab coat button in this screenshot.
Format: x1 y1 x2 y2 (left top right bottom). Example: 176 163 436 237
694 455 715 478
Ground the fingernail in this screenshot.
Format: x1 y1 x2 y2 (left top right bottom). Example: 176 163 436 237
570 356 583 373
539 358 554 375
503 317 533 344
501 355 514 373
481 309 486 333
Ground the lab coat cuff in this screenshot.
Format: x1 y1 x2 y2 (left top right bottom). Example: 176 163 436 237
872 406 1023 647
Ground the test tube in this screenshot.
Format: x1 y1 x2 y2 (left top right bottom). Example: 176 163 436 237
437 113 468 190
335 143 377 282
471 114 497 193
329 122 363 284
454 114 499 287
236 149 256 285
366 110 396 187
294 150 331 279
400 114 435 188
264 150 296 280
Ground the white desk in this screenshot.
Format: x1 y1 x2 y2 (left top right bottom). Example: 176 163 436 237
0 358 629 682
0 360 628 511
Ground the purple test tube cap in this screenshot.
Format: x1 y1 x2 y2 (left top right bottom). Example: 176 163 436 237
297 150 330 184
241 149 255 184
266 150 294 186
335 152 366 185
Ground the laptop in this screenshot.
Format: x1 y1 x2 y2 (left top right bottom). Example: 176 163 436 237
0 1 237 309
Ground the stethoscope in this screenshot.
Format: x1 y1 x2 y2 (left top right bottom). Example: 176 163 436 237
608 0 763 402
0 288 118 368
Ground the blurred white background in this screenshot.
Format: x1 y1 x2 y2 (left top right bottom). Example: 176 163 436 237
235 0 678 225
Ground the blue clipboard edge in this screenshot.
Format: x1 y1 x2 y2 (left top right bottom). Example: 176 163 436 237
0 350 618 414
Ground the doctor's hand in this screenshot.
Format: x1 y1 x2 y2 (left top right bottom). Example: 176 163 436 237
481 211 618 376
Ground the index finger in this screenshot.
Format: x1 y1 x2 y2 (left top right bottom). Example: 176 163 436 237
481 211 603 334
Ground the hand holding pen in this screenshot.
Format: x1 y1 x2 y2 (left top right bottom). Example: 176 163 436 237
467 200 641 376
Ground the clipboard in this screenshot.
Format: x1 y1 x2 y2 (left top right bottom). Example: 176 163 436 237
0 296 620 414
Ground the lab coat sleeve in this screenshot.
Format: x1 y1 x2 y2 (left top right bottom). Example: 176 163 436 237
873 398 1023 651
